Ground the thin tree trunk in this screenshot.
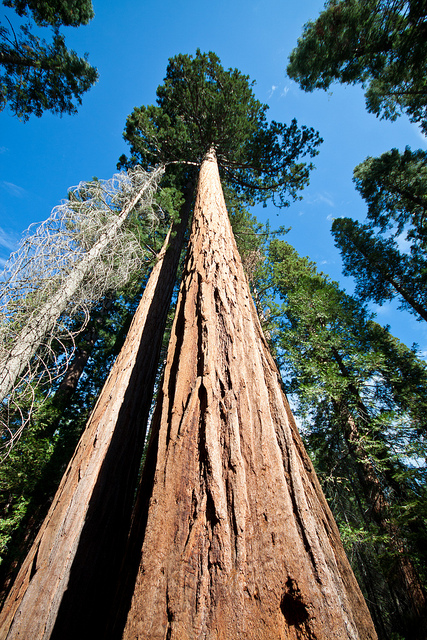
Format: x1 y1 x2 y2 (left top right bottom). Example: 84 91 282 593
0 183 194 640
328 346 427 632
118 150 377 640
334 399 427 638
0 167 163 404
341 230 427 322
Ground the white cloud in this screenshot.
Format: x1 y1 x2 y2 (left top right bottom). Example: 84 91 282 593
267 84 290 99
0 228 18 252
370 302 393 316
1 181 27 198
318 193 335 207
305 191 335 208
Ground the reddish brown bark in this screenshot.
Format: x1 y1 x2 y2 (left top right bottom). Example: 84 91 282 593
119 151 377 640
0 187 194 640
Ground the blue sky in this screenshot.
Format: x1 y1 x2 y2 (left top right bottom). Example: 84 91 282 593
1 0 427 352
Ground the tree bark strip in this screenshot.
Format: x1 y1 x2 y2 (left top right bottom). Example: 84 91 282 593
120 151 377 640
0 184 194 640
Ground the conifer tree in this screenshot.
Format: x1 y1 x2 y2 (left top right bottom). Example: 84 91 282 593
332 217 427 321
287 0 427 133
266 239 427 638
0 51 324 639
114 150 377 640
0 0 97 118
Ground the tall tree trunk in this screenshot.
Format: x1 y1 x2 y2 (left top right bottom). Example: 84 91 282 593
0 323 97 606
0 182 195 640
118 150 377 640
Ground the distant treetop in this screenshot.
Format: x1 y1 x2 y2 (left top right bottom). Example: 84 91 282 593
287 0 427 133
2 0 94 27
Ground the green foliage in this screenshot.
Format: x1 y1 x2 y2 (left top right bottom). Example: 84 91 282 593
119 50 322 208
332 217 427 320
264 238 427 637
353 147 427 251
287 0 427 132
3 0 94 27
0 1 97 119
0 408 58 565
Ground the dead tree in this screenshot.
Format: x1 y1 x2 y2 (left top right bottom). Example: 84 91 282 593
0 166 163 455
118 150 377 639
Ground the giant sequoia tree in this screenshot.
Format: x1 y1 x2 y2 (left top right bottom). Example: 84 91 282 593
112 149 376 640
0 52 333 639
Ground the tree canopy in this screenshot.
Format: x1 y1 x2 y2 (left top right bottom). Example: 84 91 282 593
2 0 94 27
353 147 427 250
119 50 322 208
0 0 97 119
287 0 427 133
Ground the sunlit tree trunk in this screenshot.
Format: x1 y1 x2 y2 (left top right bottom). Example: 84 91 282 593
0 186 194 640
118 150 377 640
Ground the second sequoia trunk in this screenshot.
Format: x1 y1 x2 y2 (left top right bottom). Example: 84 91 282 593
119 151 377 640
0 184 194 640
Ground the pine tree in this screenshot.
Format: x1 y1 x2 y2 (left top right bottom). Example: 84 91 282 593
331 217 427 321
287 0 427 133
0 0 97 118
266 239 427 638
352 147 427 250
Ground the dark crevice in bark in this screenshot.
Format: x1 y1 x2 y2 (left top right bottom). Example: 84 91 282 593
165 292 187 448
196 274 206 379
227 476 240 563
106 402 162 640
28 542 40 581
280 578 309 625
165 585 174 640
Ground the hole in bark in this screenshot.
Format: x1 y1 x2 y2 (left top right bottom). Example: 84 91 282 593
280 578 309 627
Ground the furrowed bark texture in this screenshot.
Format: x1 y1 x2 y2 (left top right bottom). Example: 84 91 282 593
121 152 377 640
0 191 193 640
